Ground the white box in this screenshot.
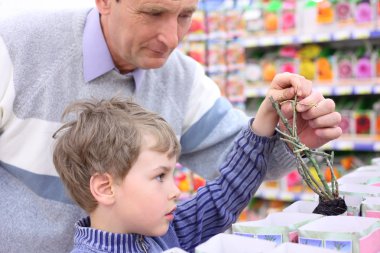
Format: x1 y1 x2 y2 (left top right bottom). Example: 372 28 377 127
282 200 319 213
195 233 276 253
362 197 380 218
232 212 322 245
298 216 380 253
268 242 339 253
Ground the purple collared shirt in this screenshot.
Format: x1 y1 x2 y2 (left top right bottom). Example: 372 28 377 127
82 8 143 86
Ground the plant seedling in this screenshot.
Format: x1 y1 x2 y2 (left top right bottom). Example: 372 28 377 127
269 95 347 216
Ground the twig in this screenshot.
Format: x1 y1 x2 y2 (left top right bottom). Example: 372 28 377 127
269 96 339 201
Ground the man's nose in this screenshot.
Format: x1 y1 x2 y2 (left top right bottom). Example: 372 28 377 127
158 18 179 50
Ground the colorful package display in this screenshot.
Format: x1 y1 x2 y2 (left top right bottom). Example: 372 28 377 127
335 0 354 29
225 9 245 37
187 42 207 66
298 216 380 253
374 101 380 134
338 110 352 134
270 242 339 253
361 197 380 218
281 1 297 33
243 3 264 35
317 56 334 81
205 10 225 34
352 110 374 135
232 212 322 245
194 233 276 253
226 72 246 102
207 41 226 67
353 0 375 28
336 52 354 79
188 10 206 35
317 0 335 24
226 41 245 69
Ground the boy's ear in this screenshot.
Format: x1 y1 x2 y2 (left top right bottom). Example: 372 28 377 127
95 0 112 15
90 173 115 205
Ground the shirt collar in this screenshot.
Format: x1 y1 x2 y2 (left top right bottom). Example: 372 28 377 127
74 217 150 252
82 8 145 85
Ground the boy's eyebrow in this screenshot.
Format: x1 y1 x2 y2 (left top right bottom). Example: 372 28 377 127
154 166 173 172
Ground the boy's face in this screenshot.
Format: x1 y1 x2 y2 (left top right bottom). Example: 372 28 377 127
111 134 180 236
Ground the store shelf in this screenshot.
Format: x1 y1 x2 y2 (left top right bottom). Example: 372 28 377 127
246 80 380 98
242 29 380 48
254 188 316 202
186 31 245 42
322 135 380 151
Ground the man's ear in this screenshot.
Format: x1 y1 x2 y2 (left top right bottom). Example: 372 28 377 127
95 0 112 15
90 173 115 206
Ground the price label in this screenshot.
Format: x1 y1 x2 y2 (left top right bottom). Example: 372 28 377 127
243 38 258 47
353 30 370 39
335 140 354 151
315 33 330 42
278 36 293 45
372 85 380 94
354 85 372 95
298 34 313 43
334 86 353 96
245 87 259 98
258 87 269 97
321 142 333 150
374 142 380 151
259 36 276 46
281 192 294 202
315 86 333 96
333 31 350 41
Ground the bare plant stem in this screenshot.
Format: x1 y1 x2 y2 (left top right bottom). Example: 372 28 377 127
269 96 339 201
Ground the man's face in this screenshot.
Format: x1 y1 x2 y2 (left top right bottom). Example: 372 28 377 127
99 0 198 73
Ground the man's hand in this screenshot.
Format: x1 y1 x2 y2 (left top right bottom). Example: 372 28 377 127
252 73 342 148
280 88 342 149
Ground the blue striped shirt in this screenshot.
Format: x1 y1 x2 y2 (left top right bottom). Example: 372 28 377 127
71 122 277 253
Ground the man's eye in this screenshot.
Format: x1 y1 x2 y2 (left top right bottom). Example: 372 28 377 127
146 12 162 17
180 13 193 19
156 173 165 182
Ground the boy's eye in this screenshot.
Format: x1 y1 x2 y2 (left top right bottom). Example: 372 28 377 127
156 173 165 182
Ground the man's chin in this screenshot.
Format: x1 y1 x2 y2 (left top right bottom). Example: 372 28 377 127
140 59 168 69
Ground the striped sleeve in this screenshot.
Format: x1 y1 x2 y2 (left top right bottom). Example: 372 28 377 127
173 121 277 252
178 65 296 181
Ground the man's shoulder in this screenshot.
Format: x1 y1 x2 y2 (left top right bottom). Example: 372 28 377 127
0 8 90 45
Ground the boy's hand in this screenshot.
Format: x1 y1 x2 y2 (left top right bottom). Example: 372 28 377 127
251 73 342 149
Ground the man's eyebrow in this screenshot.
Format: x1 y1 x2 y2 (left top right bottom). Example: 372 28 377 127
182 6 197 13
139 5 197 14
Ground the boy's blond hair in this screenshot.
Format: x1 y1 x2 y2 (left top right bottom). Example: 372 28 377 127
53 97 181 213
